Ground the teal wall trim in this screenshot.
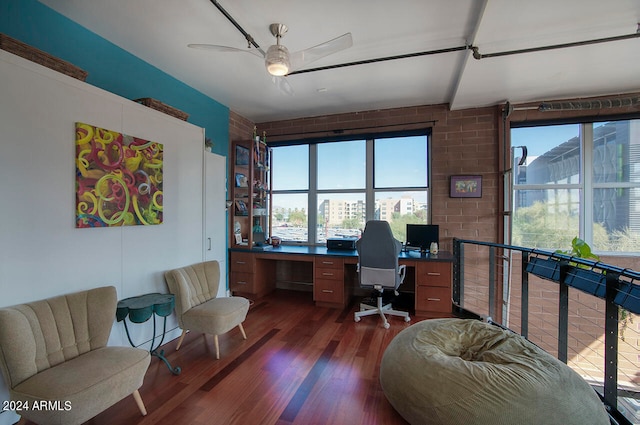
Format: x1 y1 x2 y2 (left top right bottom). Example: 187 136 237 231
1 0 230 157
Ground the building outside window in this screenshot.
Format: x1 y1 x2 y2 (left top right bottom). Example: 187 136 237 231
511 118 640 253
270 133 430 244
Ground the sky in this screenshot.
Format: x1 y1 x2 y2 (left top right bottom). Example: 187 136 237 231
271 136 427 191
270 136 428 210
511 123 580 157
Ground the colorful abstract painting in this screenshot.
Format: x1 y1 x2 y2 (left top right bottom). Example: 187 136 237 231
75 122 163 227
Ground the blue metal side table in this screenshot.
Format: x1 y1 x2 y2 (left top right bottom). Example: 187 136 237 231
116 293 181 375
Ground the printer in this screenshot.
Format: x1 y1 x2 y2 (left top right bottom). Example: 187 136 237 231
326 237 358 250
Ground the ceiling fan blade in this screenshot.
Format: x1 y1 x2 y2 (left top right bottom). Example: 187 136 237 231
289 32 353 72
271 76 294 96
187 44 264 58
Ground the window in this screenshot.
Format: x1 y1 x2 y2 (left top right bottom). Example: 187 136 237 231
511 119 640 253
271 145 309 242
271 132 430 244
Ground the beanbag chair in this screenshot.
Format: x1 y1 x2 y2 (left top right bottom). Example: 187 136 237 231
380 318 609 425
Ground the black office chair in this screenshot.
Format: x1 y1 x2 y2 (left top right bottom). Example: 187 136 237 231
354 220 411 328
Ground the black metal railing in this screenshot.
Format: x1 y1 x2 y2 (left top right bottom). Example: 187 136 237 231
452 238 640 425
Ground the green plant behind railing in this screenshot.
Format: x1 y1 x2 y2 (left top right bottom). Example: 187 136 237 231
556 237 633 340
555 236 600 261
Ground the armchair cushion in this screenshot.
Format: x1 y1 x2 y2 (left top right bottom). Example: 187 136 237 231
165 260 250 359
0 286 150 425
0 286 116 386
182 296 250 335
12 347 149 425
166 260 221 329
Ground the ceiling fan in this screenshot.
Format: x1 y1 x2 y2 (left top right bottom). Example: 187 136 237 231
188 23 353 94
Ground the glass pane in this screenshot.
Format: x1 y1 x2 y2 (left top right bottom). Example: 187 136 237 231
511 124 581 185
512 189 580 250
592 187 640 252
317 140 365 190
375 191 428 242
375 136 428 188
271 193 308 242
317 193 365 243
592 120 640 184
272 145 308 190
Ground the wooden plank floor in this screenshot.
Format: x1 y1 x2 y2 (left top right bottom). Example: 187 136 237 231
20 289 444 425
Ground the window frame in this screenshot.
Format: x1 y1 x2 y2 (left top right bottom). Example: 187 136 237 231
270 130 431 245
511 116 640 254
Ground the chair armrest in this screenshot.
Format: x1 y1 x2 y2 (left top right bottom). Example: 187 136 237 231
398 264 406 284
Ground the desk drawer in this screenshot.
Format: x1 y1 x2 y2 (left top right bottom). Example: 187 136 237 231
230 252 254 273
314 279 344 304
315 258 344 270
229 272 254 293
415 286 451 313
416 262 451 287
315 267 343 281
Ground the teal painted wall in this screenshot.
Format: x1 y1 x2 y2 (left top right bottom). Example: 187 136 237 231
1 0 230 157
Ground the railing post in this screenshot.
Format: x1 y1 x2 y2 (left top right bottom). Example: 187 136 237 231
488 246 496 320
558 280 569 363
453 239 463 307
521 252 529 338
557 261 570 363
604 272 620 411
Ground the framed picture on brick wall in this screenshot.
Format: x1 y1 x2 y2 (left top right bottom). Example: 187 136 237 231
450 175 482 198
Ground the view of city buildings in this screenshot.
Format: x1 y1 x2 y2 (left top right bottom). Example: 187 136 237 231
272 196 427 242
316 196 425 226
317 199 365 226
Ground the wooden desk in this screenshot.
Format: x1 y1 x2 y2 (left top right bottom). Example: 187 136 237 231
229 246 453 317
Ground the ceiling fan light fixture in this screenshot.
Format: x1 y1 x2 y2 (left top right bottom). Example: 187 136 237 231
265 44 290 76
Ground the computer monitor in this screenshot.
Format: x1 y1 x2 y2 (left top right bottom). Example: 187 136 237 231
406 224 439 253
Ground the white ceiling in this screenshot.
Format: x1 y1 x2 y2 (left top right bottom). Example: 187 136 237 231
40 0 640 123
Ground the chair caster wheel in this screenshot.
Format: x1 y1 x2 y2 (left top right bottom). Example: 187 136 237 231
355 317 361 322
404 317 411 322
383 322 390 329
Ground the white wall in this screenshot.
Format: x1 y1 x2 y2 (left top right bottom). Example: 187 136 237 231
0 51 211 424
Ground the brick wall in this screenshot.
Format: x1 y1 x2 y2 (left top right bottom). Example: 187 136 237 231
229 109 255 143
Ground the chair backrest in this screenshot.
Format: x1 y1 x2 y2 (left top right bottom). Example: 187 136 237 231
164 261 220 327
356 220 402 289
0 286 117 388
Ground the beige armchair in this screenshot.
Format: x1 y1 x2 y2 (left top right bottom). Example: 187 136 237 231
164 260 250 359
0 286 150 425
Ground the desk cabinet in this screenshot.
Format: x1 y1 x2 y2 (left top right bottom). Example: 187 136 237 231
229 251 276 298
229 251 255 295
313 258 347 307
415 261 452 316
228 248 454 313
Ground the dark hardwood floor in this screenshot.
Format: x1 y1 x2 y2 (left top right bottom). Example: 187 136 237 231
20 289 441 425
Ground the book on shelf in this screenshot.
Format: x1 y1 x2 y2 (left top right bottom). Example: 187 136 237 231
234 200 248 215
